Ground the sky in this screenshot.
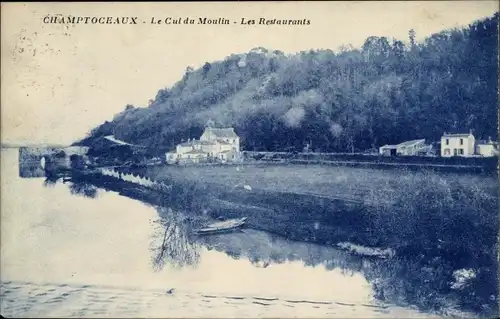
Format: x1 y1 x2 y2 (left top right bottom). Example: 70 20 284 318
1 1 498 145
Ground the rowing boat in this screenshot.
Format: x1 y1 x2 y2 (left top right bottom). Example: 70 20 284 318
194 217 247 235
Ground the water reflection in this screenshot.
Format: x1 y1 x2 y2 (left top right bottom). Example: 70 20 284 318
8 148 480 317
68 180 99 198
19 156 46 178
200 230 365 275
150 207 200 270
42 176 57 187
11 150 444 311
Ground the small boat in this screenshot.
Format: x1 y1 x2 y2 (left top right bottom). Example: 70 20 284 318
194 217 247 235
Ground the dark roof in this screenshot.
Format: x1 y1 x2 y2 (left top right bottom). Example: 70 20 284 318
204 127 238 138
179 142 194 147
198 140 217 145
184 150 207 155
477 140 498 145
179 140 218 147
380 145 397 149
442 133 472 138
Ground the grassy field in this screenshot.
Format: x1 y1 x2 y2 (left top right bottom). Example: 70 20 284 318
114 163 498 316
140 163 496 204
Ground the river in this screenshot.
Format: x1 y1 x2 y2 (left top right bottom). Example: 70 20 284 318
0 148 439 318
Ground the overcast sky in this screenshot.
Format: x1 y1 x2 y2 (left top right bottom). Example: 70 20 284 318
1 1 498 145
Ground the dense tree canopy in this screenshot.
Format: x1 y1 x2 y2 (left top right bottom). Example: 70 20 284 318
78 14 499 155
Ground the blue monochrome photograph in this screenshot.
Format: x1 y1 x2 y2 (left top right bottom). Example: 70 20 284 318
0 1 499 318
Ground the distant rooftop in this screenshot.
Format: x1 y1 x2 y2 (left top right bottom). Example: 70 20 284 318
183 150 207 155
199 140 217 145
380 139 425 149
104 135 133 146
380 145 397 149
397 139 426 147
442 134 472 138
442 130 474 138
179 140 218 147
205 127 238 138
477 139 498 145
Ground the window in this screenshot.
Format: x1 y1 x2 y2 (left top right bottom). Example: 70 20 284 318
453 149 458 156
444 149 450 155
458 149 464 155
460 138 463 145
446 139 449 145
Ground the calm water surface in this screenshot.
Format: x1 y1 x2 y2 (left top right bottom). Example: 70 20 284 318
0 149 435 318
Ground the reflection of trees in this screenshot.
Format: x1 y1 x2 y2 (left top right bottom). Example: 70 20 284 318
362 256 463 314
19 159 46 178
68 181 98 198
150 207 200 271
43 176 59 187
200 230 364 273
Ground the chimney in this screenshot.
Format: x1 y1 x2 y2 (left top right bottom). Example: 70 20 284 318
488 136 492 143
469 129 473 135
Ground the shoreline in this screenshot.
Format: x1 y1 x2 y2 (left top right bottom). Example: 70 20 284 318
65 164 498 317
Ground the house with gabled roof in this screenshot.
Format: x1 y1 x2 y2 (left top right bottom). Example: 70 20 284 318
395 139 427 156
379 139 428 156
200 127 239 141
440 130 498 157
165 124 242 164
441 131 475 157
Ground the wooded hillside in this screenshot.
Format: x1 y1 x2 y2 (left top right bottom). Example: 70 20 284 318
78 14 499 155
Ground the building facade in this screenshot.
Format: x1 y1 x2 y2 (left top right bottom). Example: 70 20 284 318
440 132 475 157
475 137 499 157
395 139 427 156
166 126 242 164
379 139 427 156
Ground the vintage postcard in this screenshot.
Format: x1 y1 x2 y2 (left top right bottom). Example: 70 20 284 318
1 1 498 318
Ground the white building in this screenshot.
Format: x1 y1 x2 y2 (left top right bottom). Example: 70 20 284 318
395 139 427 156
440 132 476 157
379 139 427 156
166 126 242 164
63 146 89 156
475 137 499 157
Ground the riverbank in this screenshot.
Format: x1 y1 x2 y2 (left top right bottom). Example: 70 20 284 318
102 163 498 316
243 151 498 174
